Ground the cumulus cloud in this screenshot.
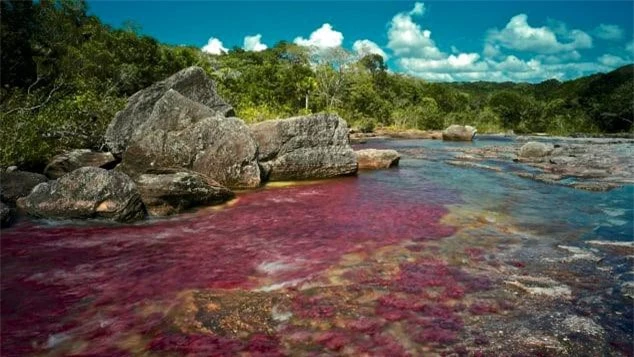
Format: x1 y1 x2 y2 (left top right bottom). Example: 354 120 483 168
294 23 343 49
594 24 624 40
387 4 443 59
404 56 614 83
598 54 628 67
410 2 425 16
202 37 227 55
483 43 501 58
398 53 487 73
243 34 268 52
536 51 582 65
626 40 634 54
486 14 592 54
353 39 388 59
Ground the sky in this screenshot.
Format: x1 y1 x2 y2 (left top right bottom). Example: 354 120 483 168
88 1 634 83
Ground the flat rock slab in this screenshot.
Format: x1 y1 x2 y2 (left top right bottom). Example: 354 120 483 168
17 167 145 222
355 149 400 170
44 149 117 179
446 139 633 192
136 170 234 216
374 128 442 140
250 113 358 181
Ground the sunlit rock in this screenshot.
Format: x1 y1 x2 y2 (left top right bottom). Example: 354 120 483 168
518 141 554 158
442 125 477 141
250 113 357 181
105 66 234 155
120 90 261 188
355 149 400 170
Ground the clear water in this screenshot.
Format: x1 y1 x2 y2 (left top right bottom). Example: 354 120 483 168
1 139 632 356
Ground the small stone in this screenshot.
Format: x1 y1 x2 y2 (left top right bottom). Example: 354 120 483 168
519 141 554 158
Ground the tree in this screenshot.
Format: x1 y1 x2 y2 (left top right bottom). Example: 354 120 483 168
312 47 354 110
1 0 38 88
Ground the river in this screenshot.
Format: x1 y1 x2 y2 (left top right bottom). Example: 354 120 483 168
1 138 632 356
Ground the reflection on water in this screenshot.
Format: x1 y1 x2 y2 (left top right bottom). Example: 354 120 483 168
1 139 632 356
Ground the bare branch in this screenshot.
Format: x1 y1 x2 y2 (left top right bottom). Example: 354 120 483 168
26 77 41 95
3 81 63 116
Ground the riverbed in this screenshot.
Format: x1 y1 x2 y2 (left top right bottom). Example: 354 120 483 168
1 138 632 356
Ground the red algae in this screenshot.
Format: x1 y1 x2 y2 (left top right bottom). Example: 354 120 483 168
1 176 459 355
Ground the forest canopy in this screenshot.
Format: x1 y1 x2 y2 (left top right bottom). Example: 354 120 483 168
1 0 633 168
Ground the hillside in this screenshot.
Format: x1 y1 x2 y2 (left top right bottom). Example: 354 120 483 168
1 0 632 168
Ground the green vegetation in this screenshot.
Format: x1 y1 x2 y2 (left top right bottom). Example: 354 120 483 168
2 0 632 168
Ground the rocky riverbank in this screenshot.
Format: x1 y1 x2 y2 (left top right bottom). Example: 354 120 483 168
447 138 634 191
0 67 405 226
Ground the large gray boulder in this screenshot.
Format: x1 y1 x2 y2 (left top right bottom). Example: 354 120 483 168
250 113 358 181
355 149 400 170
519 141 554 158
44 149 117 179
0 170 47 205
442 125 477 141
120 90 260 188
105 66 234 156
17 167 145 222
135 170 234 217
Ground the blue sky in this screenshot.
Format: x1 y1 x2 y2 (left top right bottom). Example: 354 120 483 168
88 1 634 82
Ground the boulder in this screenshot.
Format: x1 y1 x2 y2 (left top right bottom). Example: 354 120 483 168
442 125 477 141
105 66 234 156
135 170 234 216
44 149 118 179
355 149 400 170
250 113 358 181
0 170 47 205
0 201 14 228
120 90 260 188
519 141 554 158
17 167 145 222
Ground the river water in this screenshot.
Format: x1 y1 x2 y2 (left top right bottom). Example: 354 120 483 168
1 138 632 356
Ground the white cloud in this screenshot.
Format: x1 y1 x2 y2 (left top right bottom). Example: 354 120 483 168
398 53 487 73
202 37 227 55
487 14 592 54
352 39 388 59
495 55 533 72
294 23 343 49
483 43 501 58
410 2 425 16
626 40 634 54
401 51 616 83
387 4 443 59
536 51 581 64
594 24 624 40
598 54 628 67
243 34 268 52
